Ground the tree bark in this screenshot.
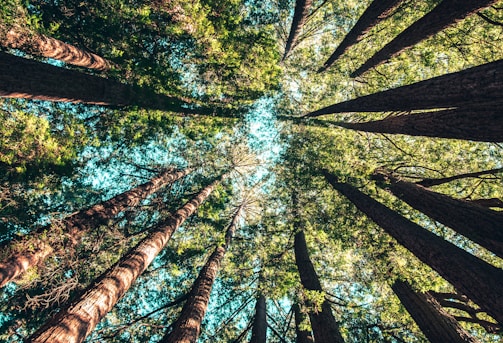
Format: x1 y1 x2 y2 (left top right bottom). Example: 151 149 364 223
417 167 503 187
305 59 503 116
322 170 503 324
392 280 479 343
250 294 267 343
351 0 499 77
331 106 503 142
283 0 313 60
0 168 192 288
293 303 314 343
319 0 405 72
373 170 503 258
3 28 111 71
27 175 223 343
467 198 503 208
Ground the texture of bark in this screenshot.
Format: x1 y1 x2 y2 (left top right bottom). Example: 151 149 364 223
322 170 503 324
27 176 221 343
351 0 499 77
294 303 314 343
417 167 503 187
283 0 313 60
319 0 404 72
250 294 267 343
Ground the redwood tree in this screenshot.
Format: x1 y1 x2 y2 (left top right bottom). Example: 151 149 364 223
250 294 267 343
283 0 313 60
294 303 314 343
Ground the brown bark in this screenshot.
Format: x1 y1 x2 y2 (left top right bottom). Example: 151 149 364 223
467 198 503 208
250 294 267 343
322 170 503 324
0 168 192 288
319 0 405 72
294 303 314 343
392 280 479 343
283 0 313 60
27 176 222 343
373 170 503 258
351 0 499 77
331 106 503 142
3 28 111 71
417 167 503 187
305 59 503 117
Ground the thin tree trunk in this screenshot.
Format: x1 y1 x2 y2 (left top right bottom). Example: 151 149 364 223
293 303 314 343
373 170 503 258
27 175 223 343
351 0 499 77
319 0 405 72
417 167 503 187
322 170 503 324
392 280 479 343
304 59 503 117
0 168 192 288
0 52 215 115
250 294 267 343
3 28 111 71
283 0 313 60
330 106 503 142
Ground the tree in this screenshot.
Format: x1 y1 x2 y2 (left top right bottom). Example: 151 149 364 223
392 280 479 343
318 0 405 72
322 170 503 324
293 303 314 343
417 167 503 188
351 0 499 77
283 0 313 61
373 169 503 258
27 175 224 343
304 59 503 116
249 294 267 343
0 167 193 288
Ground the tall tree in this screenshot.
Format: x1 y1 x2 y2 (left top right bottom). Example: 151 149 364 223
318 0 405 72
282 0 313 60
27 175 224 343
304 59 503 117
2 28 111 71
392 280 479 343
250 294 267 343
417 167 503 188
373 170 503 258
322 170 503 324
0 167 193 288
351 0 499 77
293 303 314 343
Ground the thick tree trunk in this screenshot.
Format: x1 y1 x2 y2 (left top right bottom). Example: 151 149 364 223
293 303 314 343
3 28 111 71
392 280 479 343
417 167 503 187
373 170 503 258
351 0 499 77
27 176 222 343
250 294 267 343
0 52 213 114
305 59 503 116
283 0 313 60
331 106 503 142
322 170 503 324
0 168 192 288
319 0 404 72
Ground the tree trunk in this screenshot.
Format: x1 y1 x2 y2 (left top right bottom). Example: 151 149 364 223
373 170 503 258
283 0 313 60
417 167 503 187
319 0 404 72
293 303 314 343
467 198 503 209
322 170 503 324
305 59 503 116
351 0 499 77
27 176 222 343
3 28 111 71
250 294 267 343
331 106 503 142
0 168 192 288
0 52 214 115
392 280 479 343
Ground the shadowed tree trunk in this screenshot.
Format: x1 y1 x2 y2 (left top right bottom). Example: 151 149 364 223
2 28 111 71
330 106 503 142
304 59 503 117
373 170 503 258
282 0 313 60
0 167 193 288
392 280 479 343
351 0 499 77
293 303 314 343
417 167 503 187
250 294 267 343
319 0 404 72
322 170 503 324
27 175 224 343
467 198 503 208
